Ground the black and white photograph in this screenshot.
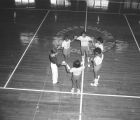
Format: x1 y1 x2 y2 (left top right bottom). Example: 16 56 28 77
0 0 140 120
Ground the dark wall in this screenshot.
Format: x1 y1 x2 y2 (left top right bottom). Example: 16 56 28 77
0 0 139 15
71 0 86 11
0 0 15 8
35 0 51 9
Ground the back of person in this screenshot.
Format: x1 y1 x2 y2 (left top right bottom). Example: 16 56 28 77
70 66 84 76
95 37 104 52
95 43 103 51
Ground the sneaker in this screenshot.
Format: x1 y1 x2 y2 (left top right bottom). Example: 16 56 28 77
81 61 84 65
53 82 57 84
94 78 99 86
77 89 80 94
97 75 100 80
53 81 59 84
90 82 94 86
90 82 98 87
93 82 98 87
91 78 99 87
88 64 90 67
71 88 74 94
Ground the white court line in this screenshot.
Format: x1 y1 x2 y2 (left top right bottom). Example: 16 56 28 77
0 87 73 94
124 14 140 52
83 92 140 99
79 6 88 119
32 57 51 120
0 86 140 99
79 54 85 120
3 10 50 88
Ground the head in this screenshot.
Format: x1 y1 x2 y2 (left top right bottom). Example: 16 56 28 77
81 31 86 37
94 47 102 56
73 60 81 68
64 35 69 41
97 37 103 44
50 49 56 54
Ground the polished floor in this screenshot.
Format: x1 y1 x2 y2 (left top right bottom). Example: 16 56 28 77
0 9 140 120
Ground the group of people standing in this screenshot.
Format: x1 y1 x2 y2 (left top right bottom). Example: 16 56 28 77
49 31 104 94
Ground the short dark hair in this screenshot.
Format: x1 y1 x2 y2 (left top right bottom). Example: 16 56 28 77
64 35 69 40
81 31 86 35
50 49 56 54
73 60 81 68
97 37 103 43
94 47 102 55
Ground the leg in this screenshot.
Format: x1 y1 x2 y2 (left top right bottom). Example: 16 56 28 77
90 69 98 86
63 49 67 59
51 63 58 84
81 46 85 58
85 46 90 67
76 79 81 90
67 47 71 58
63 48 71 59
73 75 81 94
93 69 99 86
71 76 74 88
91 64 102 86
71 75 76 93
76 79 81 94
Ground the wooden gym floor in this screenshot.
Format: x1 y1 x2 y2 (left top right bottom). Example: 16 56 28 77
0 9 140 120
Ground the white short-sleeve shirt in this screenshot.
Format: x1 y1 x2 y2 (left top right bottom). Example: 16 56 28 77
62 40 71 49
94 54 104 66
77 36 92 47
70 66 85 76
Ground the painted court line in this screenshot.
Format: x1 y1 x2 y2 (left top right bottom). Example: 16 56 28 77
32 66 50 120
3 10 50 88
124 14 140 52
0 87 73 94
79 54 85 120
79 6 88 118
83 92 140 99
0 87 140 99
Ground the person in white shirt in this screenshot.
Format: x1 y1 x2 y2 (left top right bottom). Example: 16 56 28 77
75 31 93 63
62 60 85 94
61 35 72 59
95 37 104 52
90 47 104 87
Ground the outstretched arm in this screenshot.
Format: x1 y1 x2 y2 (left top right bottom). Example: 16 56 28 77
74 36 81 41
70 38 75 43
61 61 71 72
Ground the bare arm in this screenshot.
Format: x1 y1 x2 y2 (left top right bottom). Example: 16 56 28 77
62 61 71 72
74 36 81 41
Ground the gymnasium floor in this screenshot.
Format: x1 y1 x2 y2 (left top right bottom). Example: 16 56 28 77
0 9 140 120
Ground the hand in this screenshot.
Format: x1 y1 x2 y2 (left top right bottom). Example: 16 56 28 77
81 61 84 65
57 45 62 49
61 61 67 65
74 36 77 39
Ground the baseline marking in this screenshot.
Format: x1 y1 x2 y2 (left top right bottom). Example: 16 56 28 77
124 14 140 52
3 10 50 88
0 87 140 99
